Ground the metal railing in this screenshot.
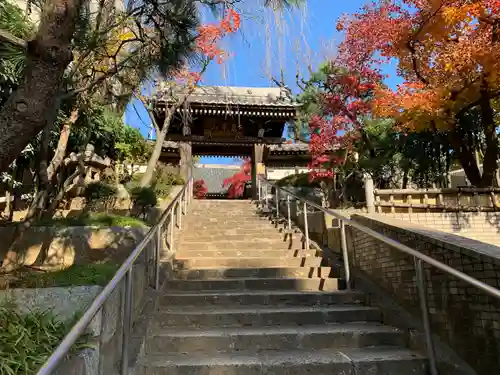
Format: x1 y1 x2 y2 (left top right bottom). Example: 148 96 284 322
36 177 194 375
257 177 500 375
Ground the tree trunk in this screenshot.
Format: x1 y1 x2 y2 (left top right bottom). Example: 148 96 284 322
140 112 172 187
0 0 84 174
3 190 11 220
47 108 78 181
478 85 498 187
447 128 482 186
45 168 81 217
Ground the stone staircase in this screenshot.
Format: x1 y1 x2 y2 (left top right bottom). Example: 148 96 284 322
136 200 427 375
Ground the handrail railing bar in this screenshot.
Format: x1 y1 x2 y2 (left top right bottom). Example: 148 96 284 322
415 258 438 375
260 178 500 301
120 268 133 375
260 176 500 375
36 177 192 375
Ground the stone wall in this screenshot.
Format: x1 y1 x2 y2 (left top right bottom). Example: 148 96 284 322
193 165 239 194
0 226 148 270
318 212 500 375
274 197 499 374
0 247 157 375
376 211 500 246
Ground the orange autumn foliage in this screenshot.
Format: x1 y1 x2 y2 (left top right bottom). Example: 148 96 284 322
196 9 241 64
338 0 499 132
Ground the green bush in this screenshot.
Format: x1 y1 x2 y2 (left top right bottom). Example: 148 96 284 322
0 304 88 375
153 166 184 198
275 173 321 188
34 213 147 228
83 182 117 211
130 186 157 218
19 263 120 288
124 173 143 192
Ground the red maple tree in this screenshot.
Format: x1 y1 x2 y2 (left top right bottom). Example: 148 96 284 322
336 0 500 186
193 179 208 199
223 159 252 199
308 65 380 182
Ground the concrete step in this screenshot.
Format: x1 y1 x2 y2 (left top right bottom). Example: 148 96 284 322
165 277 340 292
175 267 335 280
145 324 406 355
177 240 307 251
151 305 380 329
178 231 286 241
173 256 324 269
182 222 279 229
136 348 427 375
160 290 365 307
175 249 318 258
181 228 282 238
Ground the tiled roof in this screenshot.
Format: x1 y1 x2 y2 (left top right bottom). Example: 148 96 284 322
154 85 297 108
163 141 180 149
268 142 310 152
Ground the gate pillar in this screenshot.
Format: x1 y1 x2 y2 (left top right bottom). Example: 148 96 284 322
252 144 264 200
179 142 192 182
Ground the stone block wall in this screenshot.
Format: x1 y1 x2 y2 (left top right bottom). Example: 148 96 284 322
1 247 156 375
377 212 500 246
277 197 500 375
334 214 500 375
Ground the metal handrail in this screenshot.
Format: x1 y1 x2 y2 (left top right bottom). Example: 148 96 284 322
258 176 500 375
36 176 194 375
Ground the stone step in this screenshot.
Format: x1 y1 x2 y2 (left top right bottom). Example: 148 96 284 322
136 348 427 375
160 290 365 307
187 212 266 217
178 233 288 242
173 256 324 269
182 222 280 229
175 267 335 280
181 225 283 238
175 249 318 258
145 324 406 355
165 277 340 292
151 305 380 329
177 241 307 252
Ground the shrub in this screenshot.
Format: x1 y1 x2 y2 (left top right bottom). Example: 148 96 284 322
124 173 143 192
130 186 157 218
194 179 208 199
0 304 88 375
83 182 117 212
153 166 184 198
276 172 321 188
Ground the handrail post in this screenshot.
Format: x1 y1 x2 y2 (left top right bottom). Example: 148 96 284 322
121 268 133 375
257 178 261 205
340 221 351 290
265 183 269 207
154 226 161 290
415 258 438 375
170 208 174 253
303 201 310 249
287 194 291 230
275 188 279 219
177 200 181 229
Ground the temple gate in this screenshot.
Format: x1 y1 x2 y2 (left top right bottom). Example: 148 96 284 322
151 85 303 198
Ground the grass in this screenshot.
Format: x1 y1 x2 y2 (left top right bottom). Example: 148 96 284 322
34 213 147 228
0 302 89 375
17 263 120 289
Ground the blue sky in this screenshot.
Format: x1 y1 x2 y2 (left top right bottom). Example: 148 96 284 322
124 0 399 165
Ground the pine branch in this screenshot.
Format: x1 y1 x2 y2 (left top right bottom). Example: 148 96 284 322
0 28 27 49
